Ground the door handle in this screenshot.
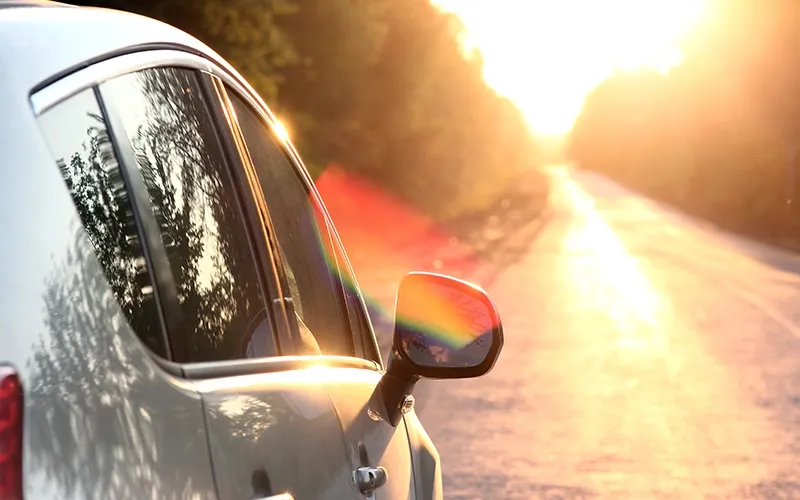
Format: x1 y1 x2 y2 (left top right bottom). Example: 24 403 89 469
352 466 388 499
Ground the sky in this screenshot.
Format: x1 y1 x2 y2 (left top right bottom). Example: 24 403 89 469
432 0 708 135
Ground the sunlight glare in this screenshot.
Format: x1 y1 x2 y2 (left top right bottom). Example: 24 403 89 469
273 119 291 143
433 0 707 134
560 175 668 352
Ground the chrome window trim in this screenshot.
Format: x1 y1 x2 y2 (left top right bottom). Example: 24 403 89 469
30 49 214 115
30 47 291 145
181 355 382 380
153 352 382 379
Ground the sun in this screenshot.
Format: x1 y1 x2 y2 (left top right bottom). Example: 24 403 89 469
433 0 707 135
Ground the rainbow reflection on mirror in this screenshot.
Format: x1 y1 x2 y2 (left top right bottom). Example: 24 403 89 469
394 276 497 369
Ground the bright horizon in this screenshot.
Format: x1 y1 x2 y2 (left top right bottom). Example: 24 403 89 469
433 0 708 135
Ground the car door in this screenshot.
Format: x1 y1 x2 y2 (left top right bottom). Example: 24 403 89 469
95 58 358 500
219 83 416 500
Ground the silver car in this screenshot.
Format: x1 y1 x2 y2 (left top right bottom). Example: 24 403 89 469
0 2 504 499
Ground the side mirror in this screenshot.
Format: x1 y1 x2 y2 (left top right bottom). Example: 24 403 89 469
378 272 504 425
393 272 503 378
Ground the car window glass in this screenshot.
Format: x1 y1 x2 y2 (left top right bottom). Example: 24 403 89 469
227 92 355 357
38 89 168 357
101 68 273 363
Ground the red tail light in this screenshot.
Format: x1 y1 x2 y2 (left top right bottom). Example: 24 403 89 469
0 366 22 500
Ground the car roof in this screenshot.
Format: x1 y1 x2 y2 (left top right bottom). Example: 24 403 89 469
0 2 231 95
0 0 70 9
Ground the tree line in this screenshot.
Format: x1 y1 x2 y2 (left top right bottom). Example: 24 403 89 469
67 0 541 220
569 1 800 246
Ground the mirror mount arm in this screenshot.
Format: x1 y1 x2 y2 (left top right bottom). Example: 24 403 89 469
377 353 420 427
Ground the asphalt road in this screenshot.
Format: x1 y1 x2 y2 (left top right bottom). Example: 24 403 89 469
417 166 800 499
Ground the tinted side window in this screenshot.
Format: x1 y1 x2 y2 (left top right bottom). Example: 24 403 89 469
38 89 168 357
101 68 272 363
228 92 355 357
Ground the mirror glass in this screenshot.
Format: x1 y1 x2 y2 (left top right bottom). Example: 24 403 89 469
395 277 497 369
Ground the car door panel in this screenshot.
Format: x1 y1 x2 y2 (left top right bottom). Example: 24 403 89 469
404 411 443 500
321 368 415 500
194 368 357 500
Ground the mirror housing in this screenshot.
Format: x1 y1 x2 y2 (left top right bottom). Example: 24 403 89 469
378 272 504 425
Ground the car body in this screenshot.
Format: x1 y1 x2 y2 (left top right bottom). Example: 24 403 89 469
0 2 504 499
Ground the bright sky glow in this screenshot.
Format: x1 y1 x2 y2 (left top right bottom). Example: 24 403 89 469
433 0 707 134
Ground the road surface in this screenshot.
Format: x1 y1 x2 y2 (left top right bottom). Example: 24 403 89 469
417 167 800 499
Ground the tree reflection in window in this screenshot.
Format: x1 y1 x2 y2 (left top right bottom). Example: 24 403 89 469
38 89 166 357
101 68 269 363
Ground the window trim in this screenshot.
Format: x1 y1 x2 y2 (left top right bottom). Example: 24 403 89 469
152 354 380 379
30 48 383 372
180 355 379 380
31 50 213 116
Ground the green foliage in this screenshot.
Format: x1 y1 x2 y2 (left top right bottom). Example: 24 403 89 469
73 0 298 103
66 0 541 219
569 1 800 243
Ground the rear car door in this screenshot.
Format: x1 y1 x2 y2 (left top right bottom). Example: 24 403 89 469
220 84 417 500
94 56 357 499
29 75 217 500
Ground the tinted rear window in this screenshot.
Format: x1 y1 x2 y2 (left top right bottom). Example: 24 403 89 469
38 88 167 357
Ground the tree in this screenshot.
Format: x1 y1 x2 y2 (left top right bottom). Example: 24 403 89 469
65 0 544 220
570 1 800 246
68 0 297 104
